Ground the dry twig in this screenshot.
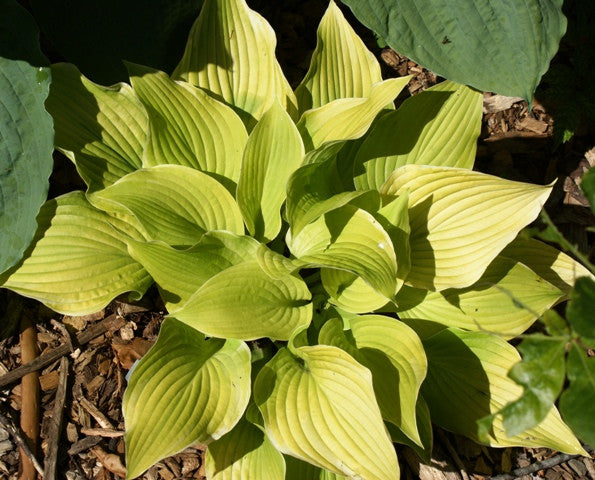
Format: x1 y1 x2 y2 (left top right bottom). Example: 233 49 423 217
0 412 43 477
489 453 586 480
43 356 69 480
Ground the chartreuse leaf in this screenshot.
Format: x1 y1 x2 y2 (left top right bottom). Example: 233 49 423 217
285 456 347 480
286 156 379 237
46 63 147 192
382 166 553 291
395 256 563 339
321 269 389 313
0 192 152 315
0 2 53 274
341 0 566 102
496 335 566 437
297 77 411 151
386 397 433 463
294 0 382 114
173 0 297 126
205 418 285 480
127 232 260 309
353 81 482 191
287 204 398 298
501 237 594 294
236 101 304 241
422 328 586 454
559 343 595 447
566 276 595 348
89 165 244 246
254 342 400 479
124 318 251 479
128 66 247 192
171 261 311 340
319 315 427 446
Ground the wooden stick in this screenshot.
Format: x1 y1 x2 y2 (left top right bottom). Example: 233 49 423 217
0 314 125 388
43 356 69 480
0 412 44 477
19 316 40 480
488 453 584 480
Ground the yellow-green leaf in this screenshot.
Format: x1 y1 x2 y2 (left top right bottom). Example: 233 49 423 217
46 63 147 192
173 0 297 127
382 165 553 291
1 192 151 315
321 269 390 313
129 66 247 192
254 344 399 479
295 0 382 113
124 318 251 479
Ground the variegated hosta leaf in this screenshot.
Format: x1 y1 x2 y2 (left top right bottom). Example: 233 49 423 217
89 165 244 246
236 101 304 241
501 237 594 294
422 328 586 454
0 192 151 315
321 269 389 313
46 63 147 192
205 419 285 480
297 77 411 151
124 318 251 479
319 315 427 446
395 256 564 339
381 165 553 291
353 81 482 190
254 344 400 479
295 0 382 114
128 66 247 192
284 456 348 480
286 156 380 237
127 232 260 310
173 0 297 126
287 204 398 298
171 261 312 340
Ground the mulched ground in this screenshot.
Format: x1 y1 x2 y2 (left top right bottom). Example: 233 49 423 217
1 1 594 478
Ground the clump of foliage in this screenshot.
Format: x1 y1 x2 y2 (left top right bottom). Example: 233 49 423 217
0 0 591 478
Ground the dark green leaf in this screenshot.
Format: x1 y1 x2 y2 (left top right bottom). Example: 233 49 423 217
566 276 595 348
559 343 595 447
500 335 566 436
580 168 595 214
0 0 53 274
341 0 566 102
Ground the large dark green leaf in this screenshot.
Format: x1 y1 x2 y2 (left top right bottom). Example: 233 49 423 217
0 0 53 274
566 276 595 348
341 0 566 101
28 0 204 84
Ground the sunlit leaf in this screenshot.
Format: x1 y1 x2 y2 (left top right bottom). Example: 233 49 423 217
319 315 427 446
129 66 247 192
205 419 285 480
295 0 382 113
124 318 251 479
237 100 304 241
422 328 585 454
353 81 482 190
89 165 244 246
1 192 151 315
287 204 397 298
395 256 563 339
382 165 553 290
386 397 433 463
172 261 311 340
559 343 595 447
173 0 297 126
46 63 147 191
321 269 389 313
254 343 400 479
297 77 410 151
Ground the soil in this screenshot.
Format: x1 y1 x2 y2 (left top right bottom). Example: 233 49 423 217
1 1 594 479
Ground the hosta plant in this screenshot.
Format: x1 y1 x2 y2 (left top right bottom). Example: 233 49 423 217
0 0 591 478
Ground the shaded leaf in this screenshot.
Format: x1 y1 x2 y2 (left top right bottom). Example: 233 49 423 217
124 318 251 479
284 456 347 480
341 0 566 101
1 192 152 315
566 276 595 348
46 63 147 192
254 343 400 479
382 166 553 290
580 167 595 213
353 81 481 190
